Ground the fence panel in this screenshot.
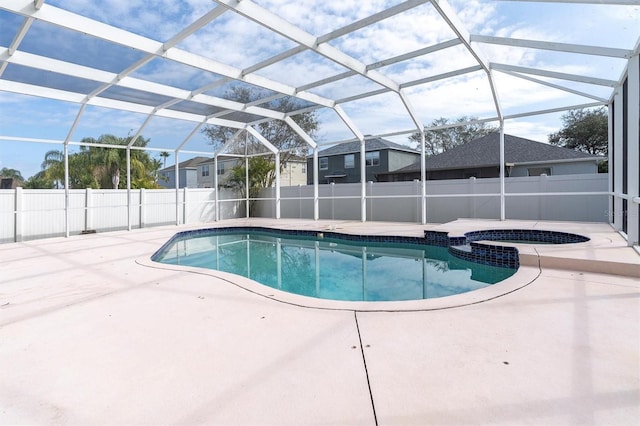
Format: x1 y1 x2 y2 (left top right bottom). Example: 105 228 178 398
0 188 239 243
89 190 130 232
256 174 609 224
0 174 609 243
186 188 217 224
142 189 180 226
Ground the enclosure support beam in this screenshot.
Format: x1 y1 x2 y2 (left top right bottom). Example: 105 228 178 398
174 153 180 226
607 101 614 226
499 123 506 221
613 90 624 233
245 155 249 219
625 53 639 246
64 144 70 238
275 152 281 219
398 90 425 224
313 147 319 220
214 156 219 222
360 138 366 222
126 147 132 231
420 131 427 224
333 105 366 222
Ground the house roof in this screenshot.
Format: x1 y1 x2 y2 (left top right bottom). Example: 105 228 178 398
159 156 210 172
314 138 418 157
385 133 601 174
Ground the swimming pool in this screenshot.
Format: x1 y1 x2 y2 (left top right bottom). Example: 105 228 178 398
152 228 517 302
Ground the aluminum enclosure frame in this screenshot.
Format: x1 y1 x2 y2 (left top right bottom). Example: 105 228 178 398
0 0 639 247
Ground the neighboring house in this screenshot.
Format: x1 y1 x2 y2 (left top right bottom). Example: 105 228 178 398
0 177 23 189
197 157 238 188
280 156 307 187
157 156 208 188
307 137 420 184
376 133 603 182
196 155 307 188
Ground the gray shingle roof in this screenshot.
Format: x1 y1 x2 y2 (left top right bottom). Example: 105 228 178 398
390 133 600 173
315 137 418 157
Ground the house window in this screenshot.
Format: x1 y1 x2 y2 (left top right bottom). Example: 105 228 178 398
201 165 210 177
302 164 306 173
365 151 380 167
217 164 225 175
344 154 355 169
528 167 551 176
319 157 328 170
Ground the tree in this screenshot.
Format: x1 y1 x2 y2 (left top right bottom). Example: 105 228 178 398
77 134 162 189
23 171 55 189
548 107 608 156
0 167 24 181
35 134 162 189
225 156 276 212
159 151 170 169
202 87 319 207
408 116 499 156
202 86 319 164
41 150 67 189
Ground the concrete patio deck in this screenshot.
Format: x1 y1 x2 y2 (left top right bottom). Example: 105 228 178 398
1 219 638 425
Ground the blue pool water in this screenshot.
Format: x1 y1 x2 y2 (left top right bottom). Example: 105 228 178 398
152 229 517 302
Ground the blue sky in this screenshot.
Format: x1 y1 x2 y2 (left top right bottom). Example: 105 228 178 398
1 0 638 179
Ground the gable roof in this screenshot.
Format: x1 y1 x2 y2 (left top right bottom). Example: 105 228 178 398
314 137 418 157
388 133 601 173
159 156 210 172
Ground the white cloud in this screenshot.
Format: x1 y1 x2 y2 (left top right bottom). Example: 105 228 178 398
179 13 296 69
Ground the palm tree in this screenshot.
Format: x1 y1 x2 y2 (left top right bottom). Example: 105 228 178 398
0 167 24 181
160 151 170 169
82 134 161 189
41 150 65 188
36 135 162 189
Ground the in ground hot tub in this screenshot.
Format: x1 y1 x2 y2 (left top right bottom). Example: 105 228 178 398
463 229 590 245
424 229 590 269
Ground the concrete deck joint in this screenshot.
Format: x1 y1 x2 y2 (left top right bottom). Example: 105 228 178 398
355 311 378 426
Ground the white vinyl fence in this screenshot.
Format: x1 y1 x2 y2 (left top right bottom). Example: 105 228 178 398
0 188 242 243
257 174 610 224
1 174 609 243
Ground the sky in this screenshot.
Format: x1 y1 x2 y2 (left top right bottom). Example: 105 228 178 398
0 0 639 179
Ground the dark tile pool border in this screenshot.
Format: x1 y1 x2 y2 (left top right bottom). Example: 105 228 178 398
152 226 522 270
464 229 590 244
449 243 519 269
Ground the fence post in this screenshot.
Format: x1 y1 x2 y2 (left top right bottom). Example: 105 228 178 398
331 182 335 220
183 187 188 225
469 177 476 218
85 188 92 231
414 179 419 223
140 188 145 228
298 184 302 219
539 174 547 220
14 187 23 242
368 181 373 221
